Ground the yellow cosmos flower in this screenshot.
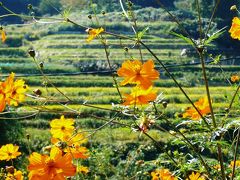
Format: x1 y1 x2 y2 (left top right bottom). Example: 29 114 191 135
151 169 177 180
117 59 159 89
78 165 89 174
50 115 75 139
123 86 157 105
183 97 210 120
28 147 76 180
230 160 240 168
231 75 239 83
6 169 23 180
86 27 104 42
0 144 21 161
187 172 205 180
0 72 28 112
229 17 240 40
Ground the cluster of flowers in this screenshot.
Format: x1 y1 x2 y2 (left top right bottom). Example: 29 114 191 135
117 59 160 105
0 72 28 112
151 169 206 180
0 115 89 179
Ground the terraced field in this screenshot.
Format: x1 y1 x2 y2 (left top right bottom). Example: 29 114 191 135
1 20 239 148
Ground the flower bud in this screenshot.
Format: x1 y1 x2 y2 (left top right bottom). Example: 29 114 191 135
26 134 30 140
39 62 44 69
33 89 42 96
101 10 106 15
28 49 35 58
230 5 237 11
28 4 32 10
88 15 92 19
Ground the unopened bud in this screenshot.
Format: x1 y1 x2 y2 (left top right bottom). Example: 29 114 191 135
39 62 44 68
124 47 129 52
28 4 32 9
101 10 106 15
88 14 92 19
0 2 3 6
162 101 168 108
33 89 42 96
230 5 237 11
28 49 35 58
26 134 30 140
128 1 133 7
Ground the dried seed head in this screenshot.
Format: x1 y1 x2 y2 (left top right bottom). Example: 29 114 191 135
5 166 14 174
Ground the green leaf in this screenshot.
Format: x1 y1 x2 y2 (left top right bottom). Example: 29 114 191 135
204 27 226 46
210 54 221 65
170 31 194 46
137 27 149 40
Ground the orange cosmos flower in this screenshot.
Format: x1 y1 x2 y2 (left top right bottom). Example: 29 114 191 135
183 96 210 120
6 169 23 180
0 144 21 161
0 72 28 112
0 28 6 43
229 17 240 40
151 169 177 180
123 86 157 105
86 27 104 42
50 115 75 139
65 145 89 159
187 172 205 180
231 75 239 83
28 146 76 180
117 59 159 89
51 133 89 159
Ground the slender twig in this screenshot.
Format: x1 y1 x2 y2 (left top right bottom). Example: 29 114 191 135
198 52 226 180
203 0 221 42
231 128 240 180
195 0 203 42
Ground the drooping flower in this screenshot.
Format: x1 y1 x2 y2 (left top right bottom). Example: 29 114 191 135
77 166 89 174
28 146 76 180
151 169 177 180
0 72 28 112
182 97 210 120
187 172 205 180
229 17 240 40
86 27 104 42
231 75 239 83
117 59 159 89
50 115 75 139
0 144 21 161
6 168 23 180
123 86 157 105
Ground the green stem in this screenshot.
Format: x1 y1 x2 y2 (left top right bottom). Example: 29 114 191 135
198 52 226 180
231 128 240 180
